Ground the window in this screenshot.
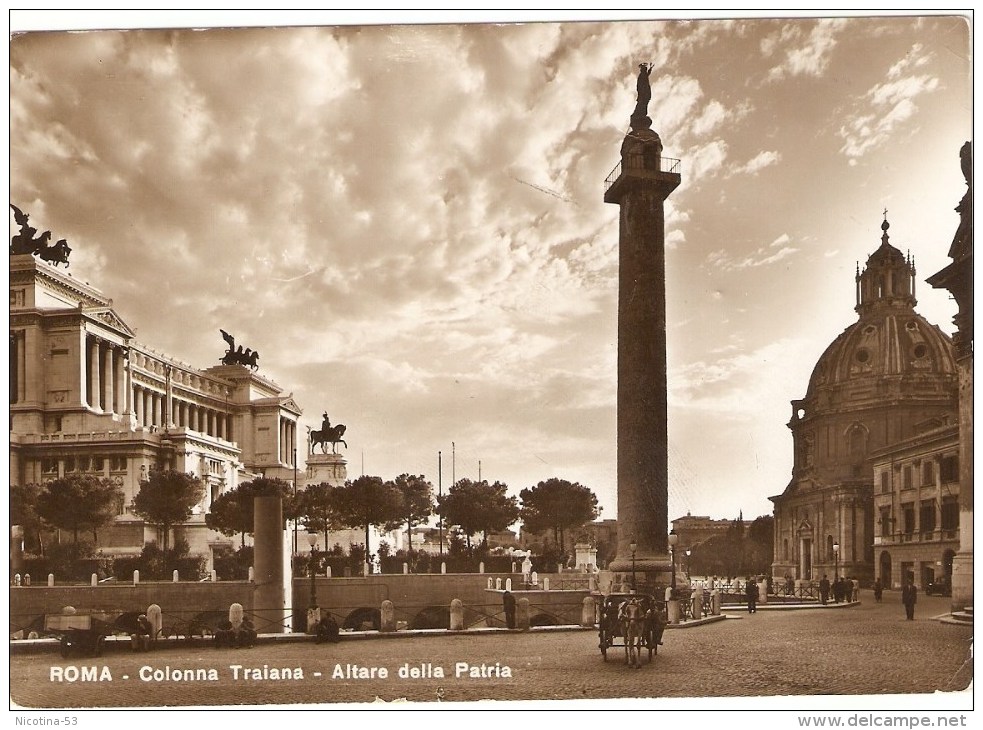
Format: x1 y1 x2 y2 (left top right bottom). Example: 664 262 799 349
940 455 959 483
903 465 913 489
919 501 936 535
880 471 890 494
41 458 58 475
64 457 77 473
902 503 915 535
941 497 959 531
879 507 893 537
922 460 935 486
110 456 127 472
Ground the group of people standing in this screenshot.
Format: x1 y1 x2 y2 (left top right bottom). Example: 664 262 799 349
818 575 859 605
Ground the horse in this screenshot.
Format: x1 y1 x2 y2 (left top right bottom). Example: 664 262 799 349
36 238 71 268
309 424 347 454
618 597 645 669
242 350 259 371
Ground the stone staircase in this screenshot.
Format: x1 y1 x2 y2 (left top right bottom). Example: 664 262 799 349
940 605 973 625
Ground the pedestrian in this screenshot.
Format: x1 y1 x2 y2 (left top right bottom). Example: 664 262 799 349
873 577 883 603
502 589 516 629
902 579 918 620
785 573 794 597
745 576 758 614
819 574 830 605
833 576 844 603
851 577 860 602
315 613 340 644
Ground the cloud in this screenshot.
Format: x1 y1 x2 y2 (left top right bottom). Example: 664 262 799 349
837 44 940 162
764 18 846 82
731 149 781 176
705 233 798 271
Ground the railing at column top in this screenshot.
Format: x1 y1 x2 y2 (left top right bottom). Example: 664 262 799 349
604 155 682 193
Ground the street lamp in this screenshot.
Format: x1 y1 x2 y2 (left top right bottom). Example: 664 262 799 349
832 541 840 581
668 530 679 593
629 538 637 591
685 549 692 582
307 532 319 609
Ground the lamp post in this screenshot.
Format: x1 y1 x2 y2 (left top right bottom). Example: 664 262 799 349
832 541 840 581
668 530 679 592
685 549 692 582
307 532 319 609
629 539 637 591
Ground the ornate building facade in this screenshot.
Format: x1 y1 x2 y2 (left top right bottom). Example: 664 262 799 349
9 253 303 560
770 219 958 584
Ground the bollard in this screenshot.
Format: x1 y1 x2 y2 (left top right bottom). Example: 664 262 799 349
711 589 721 615
403 563 409 575
14 574 21 586
24 574 30 586
363 562 370 577
667 599 681 625
487 578 494 589
505 578 512 591
229 603 244 630
380 600 396 632
91 573 98 587
557 563 563 573
516 597 530 630
211 570 217 582
441 562 447 574
511 562 517 573
325 565 332 578
173 569 179 583
757 579 768 605
147 605 162 641
581 596 596 628
449 599 464 631
133 569 140 585
495 577 502 590
479 562 485 574
543 577 550 591
48 573 55 587
248 566 255 582
531 571 538 586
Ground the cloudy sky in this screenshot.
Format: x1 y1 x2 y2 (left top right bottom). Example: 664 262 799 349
9 12 972 528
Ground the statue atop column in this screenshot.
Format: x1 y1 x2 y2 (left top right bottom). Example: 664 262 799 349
630 63 654 132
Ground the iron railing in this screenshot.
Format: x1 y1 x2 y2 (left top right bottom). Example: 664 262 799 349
604 154 682 193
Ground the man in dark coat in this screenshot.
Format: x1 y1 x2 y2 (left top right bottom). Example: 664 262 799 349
819 575 831 605
901 579 918 620
745 578 759 613
503 590 516 629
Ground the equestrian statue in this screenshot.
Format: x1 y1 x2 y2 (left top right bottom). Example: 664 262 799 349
308 412 347 454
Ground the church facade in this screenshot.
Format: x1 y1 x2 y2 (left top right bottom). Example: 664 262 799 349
9 253 303 561
770 219 958 585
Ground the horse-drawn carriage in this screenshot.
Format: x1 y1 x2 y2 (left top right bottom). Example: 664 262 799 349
597 593 667 667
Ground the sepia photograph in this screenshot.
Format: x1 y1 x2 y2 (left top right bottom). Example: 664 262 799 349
7 10 974 720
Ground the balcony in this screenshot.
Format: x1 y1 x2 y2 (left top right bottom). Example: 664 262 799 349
604 155 682 193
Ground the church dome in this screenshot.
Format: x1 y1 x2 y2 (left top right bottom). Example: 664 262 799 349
805 218 957 399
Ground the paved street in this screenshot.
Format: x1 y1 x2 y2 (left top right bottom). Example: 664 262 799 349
11 591 972 709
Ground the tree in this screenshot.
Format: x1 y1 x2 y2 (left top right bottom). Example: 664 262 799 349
389 473 434 552
205 477 295 547
519 478 600 553
132 470 204 559
746 515 775 575
437 479 519 552
333 476 402 559
11 482 44 554
36 474 122 544
295 482 344 547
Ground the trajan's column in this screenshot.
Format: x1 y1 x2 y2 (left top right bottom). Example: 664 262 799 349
604 63 681 587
